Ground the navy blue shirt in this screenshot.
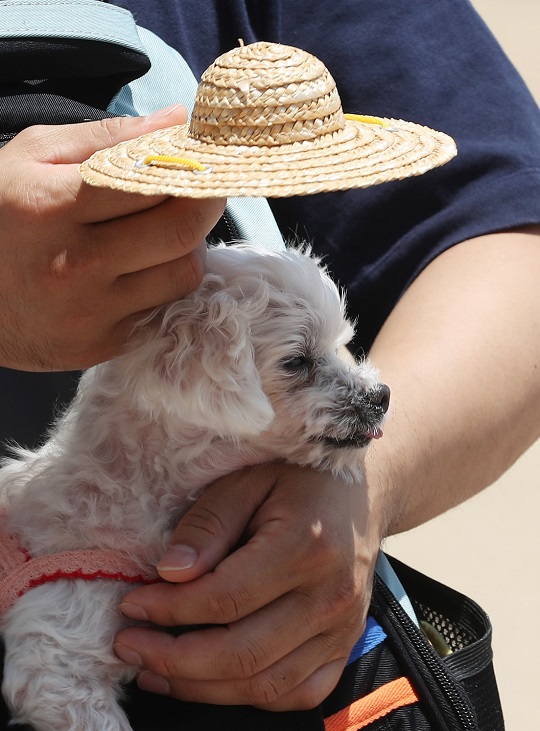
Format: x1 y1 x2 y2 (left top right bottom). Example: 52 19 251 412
2 0 540 449
118 0 540 352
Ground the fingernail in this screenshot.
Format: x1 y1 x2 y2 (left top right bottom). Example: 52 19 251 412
145 104 186 121
157 544 198 572
138 671 171 696
114 643 142 667
119 602 149 621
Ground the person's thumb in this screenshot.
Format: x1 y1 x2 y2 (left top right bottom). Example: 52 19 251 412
156 467 276 583
17 104 188 165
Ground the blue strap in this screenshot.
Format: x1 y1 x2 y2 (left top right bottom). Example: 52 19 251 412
0 0 144 52
347 616 387 664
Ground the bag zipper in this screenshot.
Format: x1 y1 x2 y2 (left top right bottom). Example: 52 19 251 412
374 576 479 731
222 207 241 241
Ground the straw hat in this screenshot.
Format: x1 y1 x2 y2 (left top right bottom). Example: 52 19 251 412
79 41 457 198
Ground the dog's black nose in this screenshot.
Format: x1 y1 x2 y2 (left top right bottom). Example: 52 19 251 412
369 384 390 413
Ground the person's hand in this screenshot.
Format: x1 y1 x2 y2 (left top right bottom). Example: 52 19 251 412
0 108 225 371
114 462 383 711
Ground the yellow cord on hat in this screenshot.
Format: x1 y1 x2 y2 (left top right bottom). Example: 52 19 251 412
345 114 390 127
140 155 211 173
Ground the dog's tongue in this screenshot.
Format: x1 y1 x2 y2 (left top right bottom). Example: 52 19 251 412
364 426 383 440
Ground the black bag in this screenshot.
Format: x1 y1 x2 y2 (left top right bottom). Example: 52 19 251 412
365 555 505 731
0 553 504 731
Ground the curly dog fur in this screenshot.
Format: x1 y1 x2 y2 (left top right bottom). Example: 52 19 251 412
0 244 389 730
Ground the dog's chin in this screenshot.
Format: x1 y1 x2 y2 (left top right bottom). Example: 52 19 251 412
314 452 366 484
302 425 383 482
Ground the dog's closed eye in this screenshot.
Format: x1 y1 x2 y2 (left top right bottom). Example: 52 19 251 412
281 354 313 376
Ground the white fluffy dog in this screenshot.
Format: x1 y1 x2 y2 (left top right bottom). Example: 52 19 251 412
0 243 389 731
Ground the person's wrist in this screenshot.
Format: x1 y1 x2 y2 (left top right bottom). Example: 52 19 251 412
363 440 407 542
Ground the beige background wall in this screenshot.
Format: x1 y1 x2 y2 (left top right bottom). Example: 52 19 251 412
387 3 540 728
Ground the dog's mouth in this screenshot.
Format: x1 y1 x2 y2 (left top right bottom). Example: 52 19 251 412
321 425 383 450
308 383 389 451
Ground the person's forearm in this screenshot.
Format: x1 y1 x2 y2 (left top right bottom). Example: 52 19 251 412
365 226 540 535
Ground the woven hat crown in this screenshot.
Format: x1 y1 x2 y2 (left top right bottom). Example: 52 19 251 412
189 42 345 147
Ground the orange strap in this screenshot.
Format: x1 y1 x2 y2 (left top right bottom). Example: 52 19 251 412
324 677 420 731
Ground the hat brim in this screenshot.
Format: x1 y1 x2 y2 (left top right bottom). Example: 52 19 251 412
79 117 457 198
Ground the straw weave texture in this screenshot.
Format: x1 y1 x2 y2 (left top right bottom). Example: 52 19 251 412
80 42 457 198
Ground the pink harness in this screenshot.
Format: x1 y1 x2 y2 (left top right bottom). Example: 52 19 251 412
0 514 158 618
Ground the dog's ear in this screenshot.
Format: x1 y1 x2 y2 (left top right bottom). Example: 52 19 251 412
123 277 275 437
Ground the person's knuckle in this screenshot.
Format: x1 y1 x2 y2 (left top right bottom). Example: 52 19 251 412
206 591 240 623
182 503 228 540
167 198 222 253
207 583 251 623
170 211 202 252
227 636 271 678
333 567 361 609
46 245 80 285
316 578 360 629
318 624 358 662
182 249 205 291
309 528 348 567
154 642 185 679
11 125 48 152
161 593 191 626
246 671 284 706
41 230 97 290
90 116 128 148
164 251 204 299
230 645 259 679
291 575 360 641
